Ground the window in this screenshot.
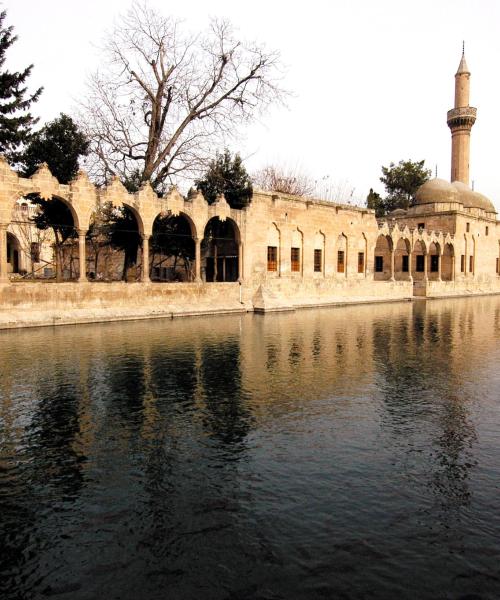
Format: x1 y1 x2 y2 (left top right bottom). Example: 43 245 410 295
486 226 489 236
461 255 465 272
314 249 322 272
402 255 409 272
469 255 474 273
466 222 470 233
267 246 278 272
418 222 425 230
430 255 439 272
375 256 383 272
358 252 365 273
30 242 41 263
21 202 28 212
291 247 300 272
416 255 425 272
337 250 345 273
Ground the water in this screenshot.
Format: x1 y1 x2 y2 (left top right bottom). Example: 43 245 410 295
1 297 500 599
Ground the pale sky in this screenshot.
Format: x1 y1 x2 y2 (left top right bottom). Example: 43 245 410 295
5 0 500 208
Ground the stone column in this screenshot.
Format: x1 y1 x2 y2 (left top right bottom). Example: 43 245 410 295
408 251 413 282
0 224 8 283
437 253 442 282
424 253 428 281
142 234 150 283
238 242 243 283
77 229 87 283
213 244 218 282
194 237 202 282
390 248 395 281
451 254 456 281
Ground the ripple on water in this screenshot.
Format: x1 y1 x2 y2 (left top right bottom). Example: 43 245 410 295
1 298 500 599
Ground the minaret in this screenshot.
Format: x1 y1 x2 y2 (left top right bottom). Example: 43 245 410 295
447 45 477 184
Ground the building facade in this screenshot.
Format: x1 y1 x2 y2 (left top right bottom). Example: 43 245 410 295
0 50 499 325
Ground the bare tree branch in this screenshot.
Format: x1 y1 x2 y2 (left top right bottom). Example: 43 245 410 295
78 3 286 193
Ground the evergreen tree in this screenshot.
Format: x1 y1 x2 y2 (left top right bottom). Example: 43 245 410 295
21 113 89 184
380 159 431 213
23 115 89 281
366 188 384 217
0 10 42 164
195 149 253 209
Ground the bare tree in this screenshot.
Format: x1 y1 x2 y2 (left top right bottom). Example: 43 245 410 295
252 165 315 196
80 3 285 193
313 176 357 204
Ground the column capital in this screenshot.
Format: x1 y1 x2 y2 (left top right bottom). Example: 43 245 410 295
77 228 87 238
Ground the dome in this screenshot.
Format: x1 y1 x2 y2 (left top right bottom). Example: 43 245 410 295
414 178 460 205
451 181 476 208
471 191 496 213
451 181 496 213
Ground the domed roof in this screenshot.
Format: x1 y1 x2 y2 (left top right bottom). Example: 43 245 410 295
451 181 476 208
414 178 460 205
451 181 496 213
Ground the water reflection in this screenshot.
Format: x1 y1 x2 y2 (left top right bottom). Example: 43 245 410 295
1 297 500 598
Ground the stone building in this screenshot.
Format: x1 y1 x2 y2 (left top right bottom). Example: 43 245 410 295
0 49 498 327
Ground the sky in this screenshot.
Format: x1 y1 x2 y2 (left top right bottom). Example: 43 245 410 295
5 0 500 209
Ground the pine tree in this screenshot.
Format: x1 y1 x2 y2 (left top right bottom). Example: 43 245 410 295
0 10 42 164
195 149 253 209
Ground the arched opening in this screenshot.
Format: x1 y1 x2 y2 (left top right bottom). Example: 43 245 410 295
291 228 303 275
374 234 393 280
267 223 280 275
202 217 239 282
26 194 78 281
150 213 195 282
412 239 427 280
394 237 411 280
314 231 325 276
428 241 441 281
95 205 142 282
356 234 367 277
442 243 454 281
336 233 348 277
6 232 21 275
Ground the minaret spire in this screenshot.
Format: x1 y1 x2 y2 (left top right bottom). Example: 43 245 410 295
447 45 476 184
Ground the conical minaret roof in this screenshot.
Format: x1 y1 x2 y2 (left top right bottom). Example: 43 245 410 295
456 44 470 75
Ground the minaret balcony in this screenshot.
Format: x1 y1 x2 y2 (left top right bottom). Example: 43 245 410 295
447 106 477 129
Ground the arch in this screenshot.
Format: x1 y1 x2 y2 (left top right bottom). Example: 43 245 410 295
374 234 393 280
428 241 441 280
356 233 368 276
150 213 195 282
412 239 427 280
394 237 411 280
442 243 455 281
314 231 325 275
122 202 145 237
336 233 348 276
20 194 79 281
202 217 239 282
267 223 280 274
291 228 303 275
6 231 21 275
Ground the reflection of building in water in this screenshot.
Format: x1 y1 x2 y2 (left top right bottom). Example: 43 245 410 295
0 50 500 317
1 296 500 518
